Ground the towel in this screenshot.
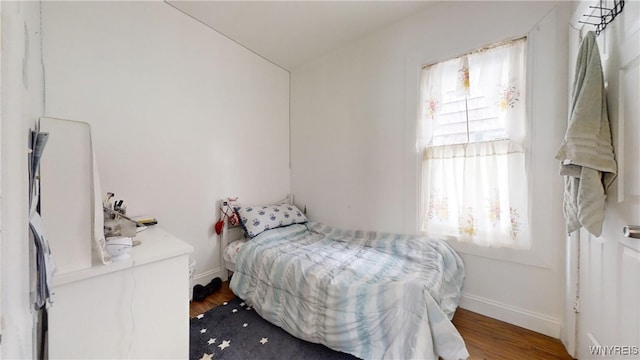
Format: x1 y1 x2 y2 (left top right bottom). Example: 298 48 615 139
556 31 617 237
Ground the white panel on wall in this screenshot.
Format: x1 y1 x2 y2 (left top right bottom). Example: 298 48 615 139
39 117 93 274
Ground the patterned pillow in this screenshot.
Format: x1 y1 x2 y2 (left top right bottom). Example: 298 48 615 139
234 203 307 238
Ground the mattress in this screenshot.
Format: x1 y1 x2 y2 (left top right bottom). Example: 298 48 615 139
229 221 468 360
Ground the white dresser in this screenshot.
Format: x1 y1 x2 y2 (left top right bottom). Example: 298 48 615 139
48 227 193 359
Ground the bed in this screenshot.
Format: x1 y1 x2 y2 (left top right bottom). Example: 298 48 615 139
219 198 469 360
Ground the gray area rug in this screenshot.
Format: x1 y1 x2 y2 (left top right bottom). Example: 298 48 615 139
190 297 359 360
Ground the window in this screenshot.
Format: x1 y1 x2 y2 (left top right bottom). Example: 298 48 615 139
419 37 530 249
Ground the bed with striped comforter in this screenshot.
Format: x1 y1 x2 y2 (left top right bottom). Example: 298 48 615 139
229 221 468 360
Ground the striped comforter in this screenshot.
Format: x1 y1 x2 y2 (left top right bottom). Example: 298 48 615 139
229 222 468 360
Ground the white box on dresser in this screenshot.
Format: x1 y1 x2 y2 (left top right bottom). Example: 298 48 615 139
48 227 193 359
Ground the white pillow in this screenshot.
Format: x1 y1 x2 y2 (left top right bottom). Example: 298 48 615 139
234 203 307 238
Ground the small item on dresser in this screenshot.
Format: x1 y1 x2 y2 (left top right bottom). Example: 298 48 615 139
103 194 138 238
133 216 158 226
113 199 124 212
104 207 138 238
192 277 222 302
105 236 133 260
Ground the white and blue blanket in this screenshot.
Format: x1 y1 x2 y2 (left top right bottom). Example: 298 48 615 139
230 222 468 360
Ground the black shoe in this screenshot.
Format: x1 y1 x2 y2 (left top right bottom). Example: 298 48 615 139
205 277 222 294
192 284 207 302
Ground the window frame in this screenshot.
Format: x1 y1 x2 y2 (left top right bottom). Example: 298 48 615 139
419 36 530 250
403 15 565 270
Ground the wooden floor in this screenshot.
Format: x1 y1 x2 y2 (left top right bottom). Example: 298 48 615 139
452 308 573 360
189 280 237 318
190 281 573 360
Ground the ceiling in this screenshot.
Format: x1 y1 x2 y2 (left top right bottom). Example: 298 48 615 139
166 1 436 71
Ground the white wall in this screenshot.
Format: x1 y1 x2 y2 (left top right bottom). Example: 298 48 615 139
291 1 570 337
1 1 45 358
41 1 290 285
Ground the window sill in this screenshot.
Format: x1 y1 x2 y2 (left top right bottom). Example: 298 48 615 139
434 235 554 270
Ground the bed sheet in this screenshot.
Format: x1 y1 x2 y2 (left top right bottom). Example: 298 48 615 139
229 221 468 360
223 239 247 265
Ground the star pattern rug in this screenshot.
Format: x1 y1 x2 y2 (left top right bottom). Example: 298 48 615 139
190 297 359 360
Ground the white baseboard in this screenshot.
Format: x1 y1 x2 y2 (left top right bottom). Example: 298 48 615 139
189 267 229 300
459 292 563 339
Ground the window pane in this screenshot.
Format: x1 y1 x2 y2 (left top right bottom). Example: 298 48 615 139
421 37 526 147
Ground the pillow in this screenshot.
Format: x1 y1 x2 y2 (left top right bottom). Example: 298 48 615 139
234 203 307 238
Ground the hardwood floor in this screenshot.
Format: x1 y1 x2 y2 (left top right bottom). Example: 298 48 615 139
452 308 573 360
190 281 574 359
189 280 236 318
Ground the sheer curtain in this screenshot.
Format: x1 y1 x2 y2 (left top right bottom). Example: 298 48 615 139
420 38 530 249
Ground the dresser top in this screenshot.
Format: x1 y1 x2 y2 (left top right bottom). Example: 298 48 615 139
52 227 193 287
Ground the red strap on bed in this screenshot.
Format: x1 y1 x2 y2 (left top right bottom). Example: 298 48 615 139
215 197 240 235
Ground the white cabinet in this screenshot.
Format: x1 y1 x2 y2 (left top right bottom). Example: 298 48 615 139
48 227 193 359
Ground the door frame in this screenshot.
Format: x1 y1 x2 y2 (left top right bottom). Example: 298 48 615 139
562 1 605 357
563 1 640 358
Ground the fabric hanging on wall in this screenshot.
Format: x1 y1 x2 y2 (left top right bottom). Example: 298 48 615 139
555 31 617 237
422 140 530 249
29 130 56 308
